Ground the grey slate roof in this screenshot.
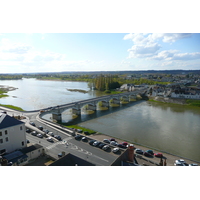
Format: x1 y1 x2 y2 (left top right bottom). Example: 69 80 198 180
20 144 43 154
0 113 24 129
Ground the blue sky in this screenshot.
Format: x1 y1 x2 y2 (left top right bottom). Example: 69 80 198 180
0 33 200 73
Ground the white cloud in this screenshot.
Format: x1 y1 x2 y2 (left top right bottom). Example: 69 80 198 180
150 33 193 43
150 50 178 60
150 50 200 61
127 42 161 58
172 52 200 60
124 33 161 58
0 38 32 54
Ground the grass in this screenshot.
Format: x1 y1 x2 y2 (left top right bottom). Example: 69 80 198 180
0 88 8 98
58 123 96 135
148 98 200 108
186 99 200 107
0 104 24 111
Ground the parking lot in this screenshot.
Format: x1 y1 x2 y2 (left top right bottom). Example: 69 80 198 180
87 132 200 166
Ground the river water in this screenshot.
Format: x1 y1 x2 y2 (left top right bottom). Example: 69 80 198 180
1 78 200 162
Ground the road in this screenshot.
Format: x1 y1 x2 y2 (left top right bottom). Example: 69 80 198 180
0 106 120 166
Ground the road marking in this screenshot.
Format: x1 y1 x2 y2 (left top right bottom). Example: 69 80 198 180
46 137 72 149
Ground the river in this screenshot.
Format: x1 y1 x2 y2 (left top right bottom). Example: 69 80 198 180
0 78 200 162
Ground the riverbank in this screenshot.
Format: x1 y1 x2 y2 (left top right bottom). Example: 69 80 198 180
149 96 200 107
0 85 18 98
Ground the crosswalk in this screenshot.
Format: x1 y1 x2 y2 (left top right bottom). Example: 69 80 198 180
46 137 72 149
46 136 109 163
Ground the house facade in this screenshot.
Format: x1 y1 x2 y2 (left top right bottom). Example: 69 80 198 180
0 113 27 155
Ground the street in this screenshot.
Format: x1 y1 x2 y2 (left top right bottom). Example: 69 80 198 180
1 106 119 166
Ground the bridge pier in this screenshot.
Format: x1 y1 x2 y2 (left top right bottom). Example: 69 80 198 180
52 113 62 122
129 94 136 101
120 96 129 103
101 101 109 107
87 104 96 111
71 108 81 115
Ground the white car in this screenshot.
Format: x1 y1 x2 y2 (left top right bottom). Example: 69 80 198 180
110 141 118 146
112 147 120 153
189 163 198 166
174 159 188 166
47 137 53 142
102 145 109 151
37 133 43 138
93 141 100 146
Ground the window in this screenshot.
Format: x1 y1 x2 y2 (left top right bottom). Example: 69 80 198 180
5 137 8 142
5 130 8 135
0 132 2 136
20 126 22 130
0 139 3 144
22 141 24 146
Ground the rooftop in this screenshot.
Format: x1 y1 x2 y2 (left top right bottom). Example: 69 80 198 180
0 113 24 129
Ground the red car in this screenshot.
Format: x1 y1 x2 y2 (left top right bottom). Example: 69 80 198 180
122 142 128 146
154 153 163 158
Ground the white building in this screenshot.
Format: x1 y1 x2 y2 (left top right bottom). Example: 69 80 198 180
171 92 200 99
0 113 27 155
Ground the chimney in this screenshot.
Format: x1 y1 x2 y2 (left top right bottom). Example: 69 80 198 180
128 144 135 162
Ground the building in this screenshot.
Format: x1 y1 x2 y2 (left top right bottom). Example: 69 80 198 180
20 143 44 164
0 113 27 155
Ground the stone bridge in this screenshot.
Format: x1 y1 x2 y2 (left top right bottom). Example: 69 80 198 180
40 89 147 121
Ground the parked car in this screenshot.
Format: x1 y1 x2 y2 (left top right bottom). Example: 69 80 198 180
103 139 110 144
26 129 31 133
110 138 116 141
99 143 106 149
110 141 118 146
31 131 37 136
47 137 54 142
122 142 128 146
54 135 62 141
43 129 49 134
118 143 127 148
93 141 100 146
154 153 163 158
89 139 96 145
58 153 63 158
38 126 43 131
84 131 89 135
146 150 154 155
135 148 144 154
174 159 188 166
48 132 54 137
144 151 152 157
77 129 83 133
75 135 82 140
189 163 198 166
30 122 35 126
81 137 88 142
112 147 120 153
37 133 43 138
102 145 109 151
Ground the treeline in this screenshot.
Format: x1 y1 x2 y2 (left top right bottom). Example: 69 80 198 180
117 78 170 86
0 75 23 80
93 74 120 91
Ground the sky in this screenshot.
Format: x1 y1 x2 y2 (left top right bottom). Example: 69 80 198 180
0 33 200 73
0 0 200 74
